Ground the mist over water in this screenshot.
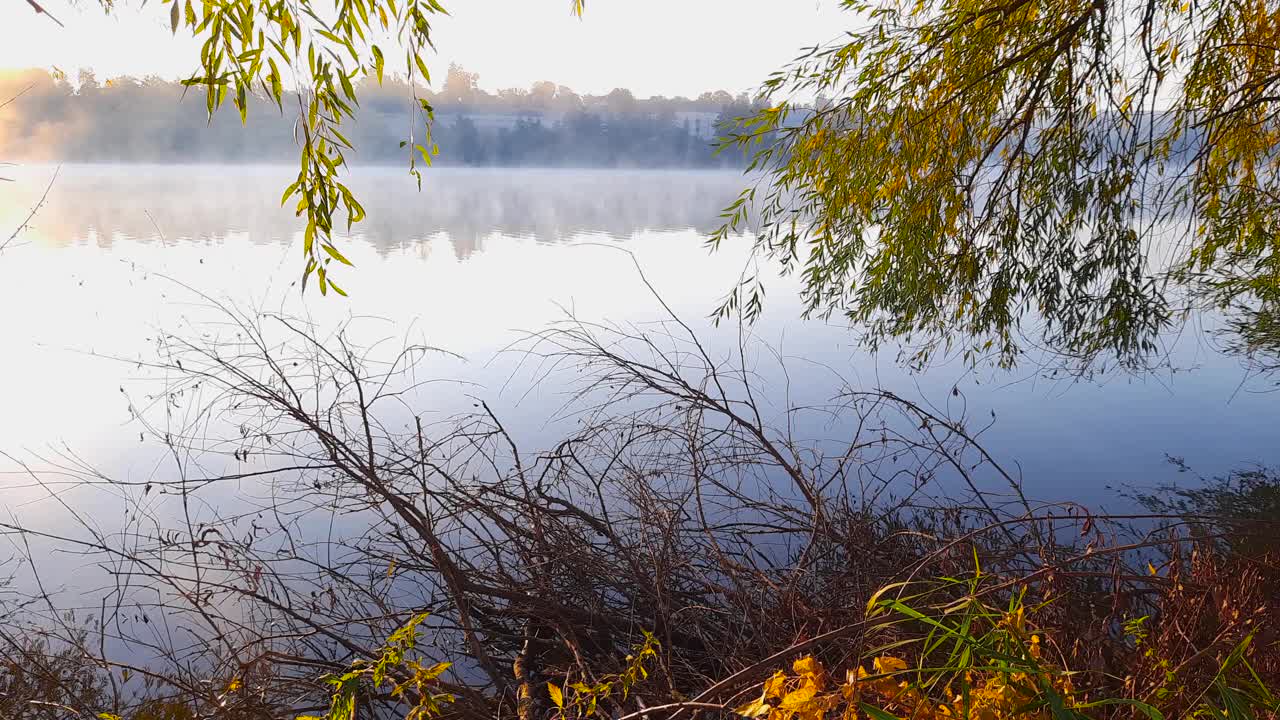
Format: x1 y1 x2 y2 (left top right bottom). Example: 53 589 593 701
3 165 749 252
1 164 1277 554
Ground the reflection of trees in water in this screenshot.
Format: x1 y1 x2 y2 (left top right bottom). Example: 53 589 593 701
22 167 747 259
1132 458 1280 557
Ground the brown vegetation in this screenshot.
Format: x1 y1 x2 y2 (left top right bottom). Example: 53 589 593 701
0 295 1276 719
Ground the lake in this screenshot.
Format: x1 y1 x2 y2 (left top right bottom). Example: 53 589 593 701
1 163 1277 536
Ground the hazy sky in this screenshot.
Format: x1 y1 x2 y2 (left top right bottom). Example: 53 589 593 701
0 0 850 97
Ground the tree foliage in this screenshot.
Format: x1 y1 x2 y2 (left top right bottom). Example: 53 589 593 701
299 613 454 720
717 0 1280 368
162 0 448 295
47 0 586 294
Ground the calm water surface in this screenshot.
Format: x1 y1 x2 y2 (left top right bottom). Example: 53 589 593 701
1 164 1277 530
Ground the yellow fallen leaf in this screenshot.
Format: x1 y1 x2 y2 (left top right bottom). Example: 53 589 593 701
548 682 564 709
763 670 788 699
873 656 908 674
793 656 824 676
780 686 817 710
734 697 772 718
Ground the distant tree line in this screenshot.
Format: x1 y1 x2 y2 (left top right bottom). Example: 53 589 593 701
0 64 771 167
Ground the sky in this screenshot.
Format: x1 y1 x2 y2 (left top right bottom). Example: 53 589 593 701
0 0 851 97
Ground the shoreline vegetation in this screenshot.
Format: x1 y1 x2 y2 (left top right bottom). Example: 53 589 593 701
0 66 770 168
1 291 1276 719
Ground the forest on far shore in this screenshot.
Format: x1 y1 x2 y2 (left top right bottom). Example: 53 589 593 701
0 64 774 167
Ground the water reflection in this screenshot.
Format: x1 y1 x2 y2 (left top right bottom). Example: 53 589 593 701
0 164 1277 516
2 165 748 259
